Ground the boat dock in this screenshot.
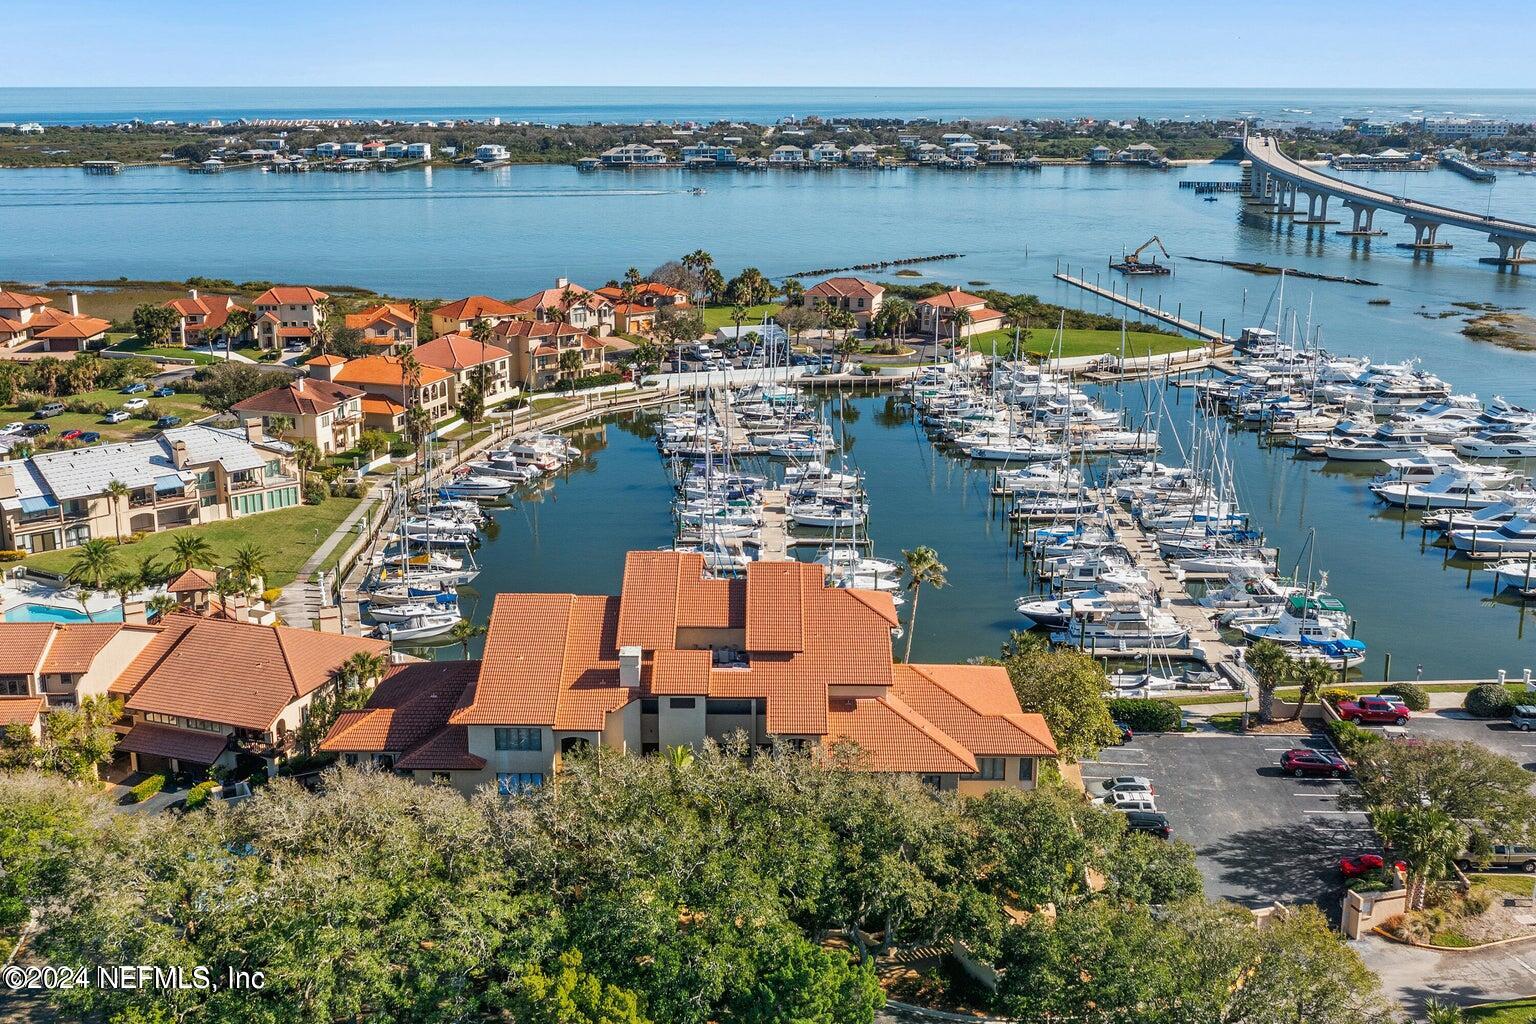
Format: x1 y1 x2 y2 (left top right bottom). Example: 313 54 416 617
1103 496 1254 689
1053 270 1234 344
758 489 790 561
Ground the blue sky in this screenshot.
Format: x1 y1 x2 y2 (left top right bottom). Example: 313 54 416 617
11 0 1534 88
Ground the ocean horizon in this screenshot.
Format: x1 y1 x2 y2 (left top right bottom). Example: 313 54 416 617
5 86 1536 127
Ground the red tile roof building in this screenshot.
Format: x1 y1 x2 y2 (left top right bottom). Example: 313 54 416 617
509 278 614 336
344 303 417 349
324 551 1055 794
429 295 519 338
413 333 519 409
231 376 366 454
0 291 114 352
805 277 885 330
252 286 330 352
164 291 252 347
915 289 1005 339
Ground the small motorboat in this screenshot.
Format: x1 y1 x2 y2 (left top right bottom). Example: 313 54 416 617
368 593 461 623
374 611 462 642
439 474 514 499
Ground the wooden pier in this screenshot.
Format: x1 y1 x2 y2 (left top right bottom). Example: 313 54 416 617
1053 271 1234 344
758 489 790 561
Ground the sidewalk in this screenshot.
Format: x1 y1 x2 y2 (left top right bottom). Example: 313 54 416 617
273 486 386 628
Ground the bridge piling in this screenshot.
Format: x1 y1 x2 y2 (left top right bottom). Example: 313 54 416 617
1398 217 1453 252
1480 235 1535 267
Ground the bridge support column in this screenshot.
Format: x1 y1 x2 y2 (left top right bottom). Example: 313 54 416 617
1292 190 1340 227
1337 201 1385 237
1480 234 1535 267
1398 217 1453 252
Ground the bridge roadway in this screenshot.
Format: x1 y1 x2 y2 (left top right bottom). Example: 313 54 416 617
1243 133 1536 264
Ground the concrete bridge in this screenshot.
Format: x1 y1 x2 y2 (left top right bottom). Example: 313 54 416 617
1242 132 1536 265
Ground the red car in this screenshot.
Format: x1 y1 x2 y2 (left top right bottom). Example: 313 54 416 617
59 429 82 441
1337 695 1410 726
1340 853 1407 878
1280 748 1349 778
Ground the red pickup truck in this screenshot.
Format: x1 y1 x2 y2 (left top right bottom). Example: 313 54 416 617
1337 695 1410 726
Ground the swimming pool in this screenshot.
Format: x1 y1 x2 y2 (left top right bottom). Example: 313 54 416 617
3 602 124 623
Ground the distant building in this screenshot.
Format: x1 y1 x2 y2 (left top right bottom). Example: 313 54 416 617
405 142 432 160
808 142 843 163
164 289 253 348
769 145 806 164
474 143 509 162
231 377 365 455
915 289 1005 339
847 144 879 166
599 144 666 166
805 277 885 332
430 295 520 338
344 302 417 350
251 286 330 352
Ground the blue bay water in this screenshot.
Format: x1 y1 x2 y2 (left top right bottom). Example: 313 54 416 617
5 148 1536 676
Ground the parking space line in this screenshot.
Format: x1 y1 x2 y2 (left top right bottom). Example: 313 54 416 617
1301 809 1369 815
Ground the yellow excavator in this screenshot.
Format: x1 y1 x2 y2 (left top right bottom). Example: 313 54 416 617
1110 236 1173 275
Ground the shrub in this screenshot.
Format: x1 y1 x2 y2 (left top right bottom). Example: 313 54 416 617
1464 684 1515 719
261 587 282 604
1106 697 1182 733
0 549 26 563
304 472 330 504
1321 687 1357 707
1324 718 1383 759
1379 682 1429 711
1463 885 1495 917
389 440 415 457
184 779 217 810
126 773 167 804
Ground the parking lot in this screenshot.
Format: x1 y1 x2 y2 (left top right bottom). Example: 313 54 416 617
1080 729 1377 914
1400 709 1536 772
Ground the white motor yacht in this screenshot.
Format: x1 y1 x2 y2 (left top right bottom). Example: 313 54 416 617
1371 472 1528 511
1449 516 1536 556
1453 429 1536 459
374 611 462 642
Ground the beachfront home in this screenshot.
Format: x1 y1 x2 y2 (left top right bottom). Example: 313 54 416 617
915 289 1005 339
805 277 885 332
344 302 417 349
252 286 329 351
1088 145 1113 164
430 295 520 338
1116 142 1165 166
231 377 366 455
103 613 389 777
600 144 667 166
406 142 432 160
510 278 614 336
307 353 454 432
983 142 1016 164
411 333 518 408
912 143 945 164
165 290 252 348
680 143 735 166
493 321 607 391
314 142 341 158
847 144 879 166
769 145 806 165
0 424 302 555
383 142 408 159
947 140 980 159
322 551 1057 794
475 144 509 163
808 143 843 164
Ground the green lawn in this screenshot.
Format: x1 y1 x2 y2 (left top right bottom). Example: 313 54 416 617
7 388 210 445
1468 997 1536 1022
701 303 781 331
1472 873 1536 898
968 328 1201 359
108 335 220 365
21 497 362 589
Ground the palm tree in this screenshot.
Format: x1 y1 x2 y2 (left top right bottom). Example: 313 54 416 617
558 347 584 383
949 307 973 360
901 546 948 663
448 619 486 659
67 539 121 592
146 593 177 621
168 534 215 574
135 553 164 590
729 302 749 340
1287 655 1337 722
229 543 267 598
223 307 254 360
106 571 138 609
212 574 242 614
1423 999 1465 1024
104 479 130 543
1375 806 1467 910
1245 639 1294 724
74 584 96 623
292 440 321 500
338 650 388 693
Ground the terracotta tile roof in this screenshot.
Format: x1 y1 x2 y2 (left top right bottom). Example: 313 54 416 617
825 692 976 774
0 316 25 335
894 665 1057 757
253 286 329 306
165 568 219 594
34 316 111 340
744 561 805 652
916 289 988 310
305 354 346 367
119 614 388 732
165 295 245 333
396 725 484 771
413 333 514 371
633 282 687 299
277 326 313 339
361 396 405 416
807 277 884 301
323 661 480 765
494 319 584 345
509 282 599 315
650 648 713 695
0 696 45 727
24 307 73 329
432 295 517 321
231 378 363 417
344 303 415 331
0 624 57 676
116 722 229 765
335 354 451 388
40 623 125 674
0 291 48 311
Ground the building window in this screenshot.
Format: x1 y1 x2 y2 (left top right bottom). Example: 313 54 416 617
969 757 1006 781
0 676 29 696
64 524 90 546
497 772 543 794
640 699 658 714
706 698 752 716
494 727 541 751
669 698 696 710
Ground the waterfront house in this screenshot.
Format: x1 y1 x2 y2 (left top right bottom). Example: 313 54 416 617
942 132 974 145
0 291 52 347
0 622 162 709
805 277 885 332
983 142 1016 164
913 143 946 164
231 377 365 455
314 142 341 158
252 286 329 351
628 282 690 309
1116 142 1165 166
361 141 386 160
680 143 735 166
809 143 843 164
474 144 510 163
105 613 389 777
411 333 518 409
915 289 1005 339
847 144 879 166
0 291 107 351
510 278 614 336
344 302 417 349
406 142 432 160
340 142 364 158
0 424 302 555
600 144 667 166
768 145 804 165
32 314 111 353
165 289 252 348
1088 145 1113 164
493 320 607 391
430 295 519 338
308 354 454 431
322 551 1057 794
947 140 980 159
383 142 408 159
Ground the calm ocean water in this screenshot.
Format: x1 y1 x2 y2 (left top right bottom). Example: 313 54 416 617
4 86 1536 126
4 140 1536 675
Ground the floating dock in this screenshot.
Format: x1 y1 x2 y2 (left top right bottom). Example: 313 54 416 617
1053 271 1233 344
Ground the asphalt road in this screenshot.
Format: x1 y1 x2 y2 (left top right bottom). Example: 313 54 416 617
1401 709 1536 774
1080 728 1378 916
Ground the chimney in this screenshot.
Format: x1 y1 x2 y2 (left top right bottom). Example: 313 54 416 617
556 276 569 289
243 417 264 444
0 465 15 502
122 599 148 625
188 287 199 300
228 593 250 624
315 607 343 635
68 293 79 316
295 376 306 394
170 439 189 469
619 645 642 688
